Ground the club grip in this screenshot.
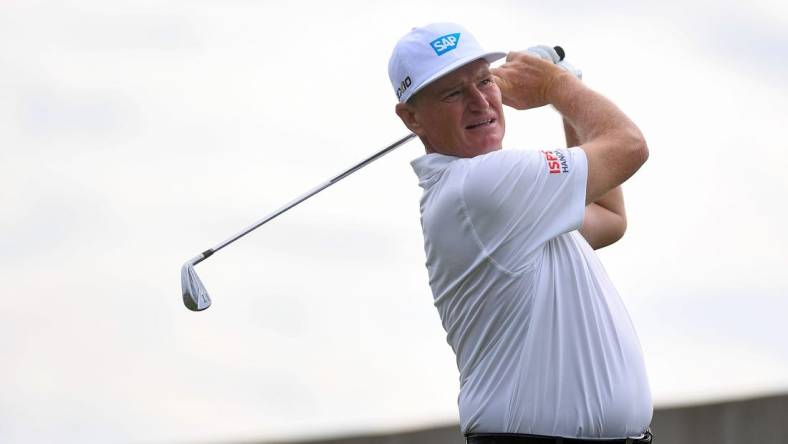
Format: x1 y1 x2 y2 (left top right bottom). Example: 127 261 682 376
554 46 565 61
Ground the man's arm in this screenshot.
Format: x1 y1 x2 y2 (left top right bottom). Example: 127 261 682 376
564 118 626 249
492 52 648 206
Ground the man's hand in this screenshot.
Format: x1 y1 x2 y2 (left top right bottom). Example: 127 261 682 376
491 51 571 110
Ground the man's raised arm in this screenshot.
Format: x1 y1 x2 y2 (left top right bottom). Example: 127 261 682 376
492 51 649 206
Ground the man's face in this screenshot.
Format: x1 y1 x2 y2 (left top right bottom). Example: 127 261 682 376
398 59 505 158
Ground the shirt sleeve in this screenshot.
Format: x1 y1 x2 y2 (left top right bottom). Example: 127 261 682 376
460 147 588 274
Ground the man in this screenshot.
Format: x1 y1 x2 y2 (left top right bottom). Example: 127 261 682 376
388 23 653 443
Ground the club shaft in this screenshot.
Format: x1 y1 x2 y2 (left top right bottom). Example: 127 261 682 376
192 132 417 266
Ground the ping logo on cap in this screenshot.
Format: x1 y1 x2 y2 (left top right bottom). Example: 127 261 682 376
430 33 461 56
396 76 412 100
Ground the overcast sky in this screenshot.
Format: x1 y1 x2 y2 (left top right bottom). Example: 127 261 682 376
2 1 787 443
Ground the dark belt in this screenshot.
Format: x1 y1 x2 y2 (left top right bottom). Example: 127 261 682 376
465 429 653 444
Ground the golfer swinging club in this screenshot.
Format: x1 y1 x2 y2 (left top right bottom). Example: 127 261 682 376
389 23 653 443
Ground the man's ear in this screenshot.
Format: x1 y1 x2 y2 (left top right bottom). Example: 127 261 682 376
395 102 425 136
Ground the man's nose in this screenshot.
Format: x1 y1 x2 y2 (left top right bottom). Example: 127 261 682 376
466 86 489 110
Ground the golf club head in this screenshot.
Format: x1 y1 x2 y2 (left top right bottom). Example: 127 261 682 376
181 261 212 311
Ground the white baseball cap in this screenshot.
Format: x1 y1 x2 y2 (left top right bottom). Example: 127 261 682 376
388 23 506 103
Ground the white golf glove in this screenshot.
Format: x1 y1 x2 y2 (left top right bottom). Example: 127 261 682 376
525 45 583 80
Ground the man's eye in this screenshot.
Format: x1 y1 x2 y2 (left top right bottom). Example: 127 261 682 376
480 78 493 86
443 91 461 101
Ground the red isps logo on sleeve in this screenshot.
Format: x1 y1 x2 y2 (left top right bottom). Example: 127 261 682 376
541 150 569 174
542 150 560 174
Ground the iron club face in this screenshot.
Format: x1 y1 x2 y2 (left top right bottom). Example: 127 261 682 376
181 260 211 311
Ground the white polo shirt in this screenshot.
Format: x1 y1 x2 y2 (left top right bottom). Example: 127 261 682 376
411 147 652 439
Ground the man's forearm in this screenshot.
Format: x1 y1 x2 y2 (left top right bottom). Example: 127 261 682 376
551 74 643 146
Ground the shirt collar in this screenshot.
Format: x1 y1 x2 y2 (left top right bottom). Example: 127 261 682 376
410 153 459 188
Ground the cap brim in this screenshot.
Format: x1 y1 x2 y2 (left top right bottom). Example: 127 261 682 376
402 50 507 103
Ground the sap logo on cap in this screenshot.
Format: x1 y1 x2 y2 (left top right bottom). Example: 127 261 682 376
430 33 461 56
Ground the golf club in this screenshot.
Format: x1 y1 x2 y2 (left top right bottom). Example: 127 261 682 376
181 132 418 311
180 46 567 312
